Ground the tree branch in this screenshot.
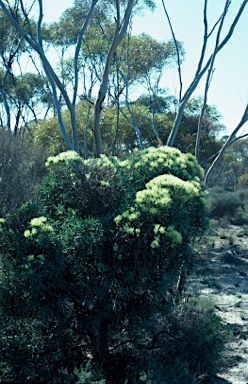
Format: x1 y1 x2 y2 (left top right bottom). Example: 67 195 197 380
205 102 248 185
73 0 98 106
166 0 248 147
195 0 230 161
93 0 135 156
161 0 183 101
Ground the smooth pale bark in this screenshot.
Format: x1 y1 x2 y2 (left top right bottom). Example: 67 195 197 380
93 0 134 156
161 0 183 100
195 0 229 161
119 107 144 150
151 105 161 144
0 79 11 131
204 103 248 185
164 0 248 147
0 0 98 154
112 63 121 156
73 0 98 106
147 75 162 144
0 91 10 130
194 0 210 161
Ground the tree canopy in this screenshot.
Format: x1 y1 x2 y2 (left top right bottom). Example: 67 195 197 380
0 0 247 176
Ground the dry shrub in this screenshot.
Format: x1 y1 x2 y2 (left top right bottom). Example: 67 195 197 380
207 187 243 219
0 131 46 216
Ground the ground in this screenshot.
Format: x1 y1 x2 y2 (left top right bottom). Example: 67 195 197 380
186 222 248 384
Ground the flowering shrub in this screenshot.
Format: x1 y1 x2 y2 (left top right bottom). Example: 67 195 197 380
0 147 214 383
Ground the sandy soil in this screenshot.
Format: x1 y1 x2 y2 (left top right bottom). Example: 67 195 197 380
186 223 248 384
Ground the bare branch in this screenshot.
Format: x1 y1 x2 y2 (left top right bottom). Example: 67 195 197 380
73 0 98 106
208 13 224 38
195 0 230 161
194 0 208 81
166 0 248 147
230 133 248 145
205 102 248 185
20 0 36 40
161 0 183 101
207 1 231 39
0 0 38 50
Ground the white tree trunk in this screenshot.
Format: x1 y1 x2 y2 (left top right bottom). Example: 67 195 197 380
165 0 248 147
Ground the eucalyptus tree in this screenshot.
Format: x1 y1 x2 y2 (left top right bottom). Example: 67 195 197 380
162 0 248 151
121 34 183 144
0 65 54 135
0 6 24 131
0 6 54 133
0 0 155 156
8 73 54 133
102 33 182 150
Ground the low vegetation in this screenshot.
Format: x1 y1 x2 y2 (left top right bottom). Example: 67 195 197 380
0 146 229 383
0 130 47 216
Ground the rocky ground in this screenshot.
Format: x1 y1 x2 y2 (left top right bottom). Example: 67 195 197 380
186 222 248 384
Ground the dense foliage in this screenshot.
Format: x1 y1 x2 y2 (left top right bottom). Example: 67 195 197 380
208 138 248 190
0 147 229 383
32 97 224 164
0 1 244 380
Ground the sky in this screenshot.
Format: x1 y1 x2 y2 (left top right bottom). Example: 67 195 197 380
41 0 248 135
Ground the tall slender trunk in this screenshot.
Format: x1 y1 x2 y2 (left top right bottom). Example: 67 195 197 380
165 0 248 147
93 99 103 156
93 0 134 156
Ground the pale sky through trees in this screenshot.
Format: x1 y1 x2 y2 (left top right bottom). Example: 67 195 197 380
42 0 248 135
